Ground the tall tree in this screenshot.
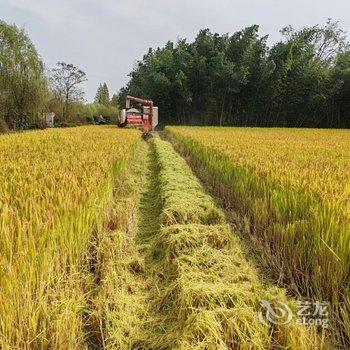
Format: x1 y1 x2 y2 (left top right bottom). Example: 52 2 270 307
266 21 349 126
101 83 110 105
331 51 350 127
119 22 350 128
110 93 119 108
0 20 48 129
95 83 103 103
95 82 110 105
50 62 87 121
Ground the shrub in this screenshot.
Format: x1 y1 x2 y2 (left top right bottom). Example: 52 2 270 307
0 118 9 133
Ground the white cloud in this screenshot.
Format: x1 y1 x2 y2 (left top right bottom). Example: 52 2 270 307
4 0 73 24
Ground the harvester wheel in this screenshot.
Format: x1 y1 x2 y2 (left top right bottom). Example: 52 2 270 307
117 121 127 128
142 132 153 141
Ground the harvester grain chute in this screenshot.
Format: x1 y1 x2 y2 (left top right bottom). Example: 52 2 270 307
118 95 158 138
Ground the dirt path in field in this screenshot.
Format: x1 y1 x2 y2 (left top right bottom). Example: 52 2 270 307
89 140 168 348
130 140 167 347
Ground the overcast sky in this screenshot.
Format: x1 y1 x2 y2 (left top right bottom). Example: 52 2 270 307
1 0 349 102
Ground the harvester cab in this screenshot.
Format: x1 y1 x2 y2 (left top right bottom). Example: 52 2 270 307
118 95 158 136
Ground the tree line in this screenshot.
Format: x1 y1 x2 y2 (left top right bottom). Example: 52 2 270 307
0 19 118 132
119 21 350 128
1 19 349 131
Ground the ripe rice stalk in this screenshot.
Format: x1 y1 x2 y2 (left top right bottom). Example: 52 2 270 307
86 139 154 349
0 126 139 349
165 126 350 347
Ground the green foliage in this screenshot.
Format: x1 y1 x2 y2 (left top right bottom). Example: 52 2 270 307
0 118 9 134
120 22 350 128
0 20 48 129
74 102 118 123
50 62 87 122
95 82 110 105
95 83 102 103
110 93 118 108
332 52 350 121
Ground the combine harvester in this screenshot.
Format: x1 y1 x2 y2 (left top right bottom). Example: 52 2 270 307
118 95 158 138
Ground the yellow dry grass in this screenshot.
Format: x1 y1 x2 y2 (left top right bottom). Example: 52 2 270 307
89 136 323 349
143 137 322 349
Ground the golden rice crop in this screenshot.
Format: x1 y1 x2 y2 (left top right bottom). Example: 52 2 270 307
0 126 139 349
167 127 350 217
87 138 152 348
165 126 350 347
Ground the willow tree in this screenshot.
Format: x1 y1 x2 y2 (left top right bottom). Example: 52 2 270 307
0 20 48 129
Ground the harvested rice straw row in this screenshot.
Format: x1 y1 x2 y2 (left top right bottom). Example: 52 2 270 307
150 137 322 349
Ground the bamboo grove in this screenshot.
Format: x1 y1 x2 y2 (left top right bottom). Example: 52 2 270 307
120 21 350 128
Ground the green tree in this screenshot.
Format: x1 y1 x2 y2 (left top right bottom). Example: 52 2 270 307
110 93 119 107
101 83 110 105
331 52 350 127
266 21 348 126
0 20 48 129
95 82 110 105
95 83 103 103
50 62 87 121
119 22 349 128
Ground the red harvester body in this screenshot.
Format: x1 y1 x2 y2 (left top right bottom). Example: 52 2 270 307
118 95 158 133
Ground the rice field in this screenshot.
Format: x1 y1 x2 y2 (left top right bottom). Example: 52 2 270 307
165 126 350 347
141 137 320 349
0 126 139 348
91 135 321 349
0 125 347 349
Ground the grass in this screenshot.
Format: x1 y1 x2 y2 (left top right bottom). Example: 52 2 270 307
165 125 350 347
156 138 225 226
0 126 139 348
